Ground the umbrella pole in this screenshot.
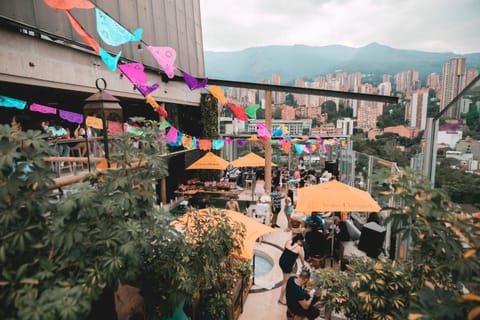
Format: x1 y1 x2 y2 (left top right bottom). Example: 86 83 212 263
330 232 335 268
252 254 256 285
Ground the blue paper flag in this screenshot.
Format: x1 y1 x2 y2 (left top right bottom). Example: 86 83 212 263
100 48 122 71
0 95 27 110
95 8 143 46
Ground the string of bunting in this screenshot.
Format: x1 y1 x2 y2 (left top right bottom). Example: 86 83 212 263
1 93 346 154
28 1 349 155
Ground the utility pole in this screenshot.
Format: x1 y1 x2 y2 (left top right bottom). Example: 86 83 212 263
264 91 272 193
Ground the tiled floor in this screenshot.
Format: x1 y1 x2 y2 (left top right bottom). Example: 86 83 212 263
237 187 346 320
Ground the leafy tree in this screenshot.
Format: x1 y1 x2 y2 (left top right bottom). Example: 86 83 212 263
285 93 297 106
201 93 219 138
0 121 250 319
314 169 480 320
273 106 283 119
377 103 407 129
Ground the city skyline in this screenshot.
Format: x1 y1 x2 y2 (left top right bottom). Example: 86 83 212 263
200 0 480 54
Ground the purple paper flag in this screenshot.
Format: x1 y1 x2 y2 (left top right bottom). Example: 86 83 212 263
30 103 57 114
59 109 83 123
236 139 248 147
179 69 208 90
118 62 160 96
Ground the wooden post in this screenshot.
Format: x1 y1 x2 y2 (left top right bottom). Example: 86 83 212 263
264 90 272 193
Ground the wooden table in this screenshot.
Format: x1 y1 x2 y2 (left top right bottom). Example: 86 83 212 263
174 188 242 199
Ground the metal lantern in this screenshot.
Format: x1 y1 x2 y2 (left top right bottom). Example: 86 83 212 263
83 78 123 168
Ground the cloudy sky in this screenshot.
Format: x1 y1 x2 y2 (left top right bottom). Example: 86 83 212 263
200 0 480 54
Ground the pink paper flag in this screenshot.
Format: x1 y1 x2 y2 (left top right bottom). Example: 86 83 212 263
108 120 123 134
165 127 178 143
65 9 99 53
118 63 159 96
44 0 94 9
147 46 177 78
256 122 271 140
59 109 83 123
208 86 227 104
227 103 248 121
30 103 57 114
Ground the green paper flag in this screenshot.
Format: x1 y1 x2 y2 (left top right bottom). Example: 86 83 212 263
245 104 260 119
159 120 171 130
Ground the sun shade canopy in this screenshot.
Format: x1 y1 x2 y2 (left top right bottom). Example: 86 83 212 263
172 208 275 260
186 151 229 170
295 180 381 215
230 152 277 168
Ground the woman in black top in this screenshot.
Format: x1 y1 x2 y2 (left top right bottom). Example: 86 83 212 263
278 234 307 305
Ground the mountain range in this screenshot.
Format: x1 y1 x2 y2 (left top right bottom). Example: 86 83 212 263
204 42 480 84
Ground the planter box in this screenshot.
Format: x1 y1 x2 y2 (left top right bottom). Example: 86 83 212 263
228 276 253 320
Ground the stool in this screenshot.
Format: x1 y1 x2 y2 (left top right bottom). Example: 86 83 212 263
286 309 306 320
308 256 326 269
244 179 253 190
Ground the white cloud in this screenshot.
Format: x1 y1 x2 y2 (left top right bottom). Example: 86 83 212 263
200 0 480 53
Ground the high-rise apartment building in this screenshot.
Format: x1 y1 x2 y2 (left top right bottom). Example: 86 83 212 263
347 72 362 91
293 78 306 106
426 73 441 91
394 70 420 95
466 68 479 86
272 73 285 104
440 58 466 118
382 74 392 83
356 84 383 130
407 88 429 130
336 118 355 135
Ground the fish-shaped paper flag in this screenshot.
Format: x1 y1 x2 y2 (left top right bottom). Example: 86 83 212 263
65 10 99 53
95 8 142 46
245 104 260 119
179 69 208 90
44 0 94 9
118 63 159 96
99 48 121 71
147 46 177 79
208 86 227 104
227 103 248 121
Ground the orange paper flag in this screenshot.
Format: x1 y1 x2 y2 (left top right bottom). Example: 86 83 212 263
44 0 94 9
86 116 103 129
208 86 227 104
64 9 99 53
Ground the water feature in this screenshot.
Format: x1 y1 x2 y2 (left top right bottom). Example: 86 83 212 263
253 253 273 277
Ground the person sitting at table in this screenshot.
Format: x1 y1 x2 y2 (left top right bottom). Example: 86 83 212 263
285 269 322 320
225 196 240 212
45 119 70 157
71 124 90 157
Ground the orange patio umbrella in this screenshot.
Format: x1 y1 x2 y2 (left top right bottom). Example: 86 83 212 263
172 208 275 260
295 180 381 215
230 152 277 168
186 151 229 170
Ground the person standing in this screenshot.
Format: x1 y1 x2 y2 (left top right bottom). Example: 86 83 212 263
278 234 306 305
284 197 294 232
270 185 284 228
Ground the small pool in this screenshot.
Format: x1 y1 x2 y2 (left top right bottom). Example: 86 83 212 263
253 252 273 277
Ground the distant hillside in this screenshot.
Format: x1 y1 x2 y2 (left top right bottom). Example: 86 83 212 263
204 43 480 84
